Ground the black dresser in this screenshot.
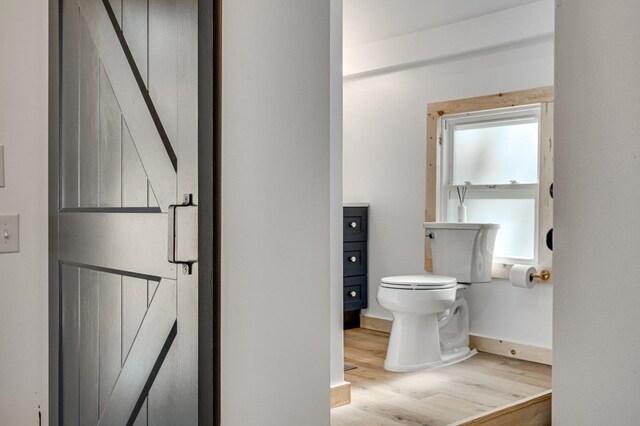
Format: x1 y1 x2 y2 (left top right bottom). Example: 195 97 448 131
343 205 368 326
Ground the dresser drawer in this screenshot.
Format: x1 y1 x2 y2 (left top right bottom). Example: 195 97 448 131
343 241 367 277
343 207 368 242
343 275 367 311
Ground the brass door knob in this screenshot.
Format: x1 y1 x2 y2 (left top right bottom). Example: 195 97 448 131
349 256 357 263
349 291 357 298
349 221 357 228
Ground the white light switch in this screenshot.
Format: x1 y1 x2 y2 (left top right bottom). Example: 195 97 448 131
0 215 19 253
0 145 4 187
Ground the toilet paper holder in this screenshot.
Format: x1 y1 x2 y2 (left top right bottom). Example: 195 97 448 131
530 269 551 282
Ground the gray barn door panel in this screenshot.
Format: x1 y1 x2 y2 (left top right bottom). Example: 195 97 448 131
72 0 177 211
56 0 198 424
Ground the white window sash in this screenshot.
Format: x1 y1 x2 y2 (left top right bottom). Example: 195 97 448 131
439 106 542 266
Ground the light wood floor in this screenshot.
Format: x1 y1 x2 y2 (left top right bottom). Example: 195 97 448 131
331 328 552 426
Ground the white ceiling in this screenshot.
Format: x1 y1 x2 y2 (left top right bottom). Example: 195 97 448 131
343 0 542 47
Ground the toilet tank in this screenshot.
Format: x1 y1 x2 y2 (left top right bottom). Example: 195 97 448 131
424 223 499 283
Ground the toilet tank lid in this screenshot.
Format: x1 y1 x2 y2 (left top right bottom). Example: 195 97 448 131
423 222 500 230
381 275 456 287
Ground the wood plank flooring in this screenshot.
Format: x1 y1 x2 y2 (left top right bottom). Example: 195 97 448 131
331 328 552 426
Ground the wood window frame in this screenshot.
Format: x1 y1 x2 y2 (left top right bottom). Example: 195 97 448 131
425 87 554 280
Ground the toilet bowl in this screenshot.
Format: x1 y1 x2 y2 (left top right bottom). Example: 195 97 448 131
377 222 499 373
377 275 475 372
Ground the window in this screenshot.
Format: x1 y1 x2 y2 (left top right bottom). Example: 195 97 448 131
441 106 540 263
425 88 553 279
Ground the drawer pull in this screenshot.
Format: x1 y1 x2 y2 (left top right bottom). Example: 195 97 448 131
349 256 357 263
349 221 357 229
349 291 357 298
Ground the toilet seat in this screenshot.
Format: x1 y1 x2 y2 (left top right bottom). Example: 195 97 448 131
380 274 456 290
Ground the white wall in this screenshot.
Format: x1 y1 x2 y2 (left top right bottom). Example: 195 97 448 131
343 0 554 348
330 0 345 389
553 1 640 422
0 1 49 424
221 1 331 425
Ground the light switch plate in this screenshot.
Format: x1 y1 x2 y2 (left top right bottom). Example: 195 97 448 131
0 215 19 253
0 145 4 187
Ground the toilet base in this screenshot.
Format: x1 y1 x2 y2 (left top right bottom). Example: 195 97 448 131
441 347 477 368
384 348 477 373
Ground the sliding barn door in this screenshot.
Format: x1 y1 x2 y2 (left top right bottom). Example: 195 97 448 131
56 0 198 424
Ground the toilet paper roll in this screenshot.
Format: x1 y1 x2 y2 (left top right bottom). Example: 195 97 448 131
510 264 536 289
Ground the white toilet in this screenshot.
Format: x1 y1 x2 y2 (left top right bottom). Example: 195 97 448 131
377 222 499 372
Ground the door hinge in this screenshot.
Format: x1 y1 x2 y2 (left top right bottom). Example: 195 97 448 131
168 193 198 275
